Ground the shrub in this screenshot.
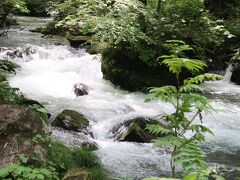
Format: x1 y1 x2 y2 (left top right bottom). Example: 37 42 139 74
145 40 223 177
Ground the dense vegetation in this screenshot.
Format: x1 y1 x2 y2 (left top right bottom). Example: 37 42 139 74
34 0 240 91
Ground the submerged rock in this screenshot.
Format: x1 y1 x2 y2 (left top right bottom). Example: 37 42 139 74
74 83 89 96
112 117 160 143
0 105 49 168
63 168 92 180
51 109 89 132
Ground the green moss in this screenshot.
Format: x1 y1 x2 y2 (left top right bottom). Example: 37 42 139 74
51 109 89 131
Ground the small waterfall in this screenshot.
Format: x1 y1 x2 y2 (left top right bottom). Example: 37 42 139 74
223 63 235 82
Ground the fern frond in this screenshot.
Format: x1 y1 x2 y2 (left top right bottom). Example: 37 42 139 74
162 58 207 74
180 84 205 93
189 125 214 135
182 94 212 112
174 141 207 171
149 86 177 103
184 73 223 85
153 135 183 147
146 124 172 135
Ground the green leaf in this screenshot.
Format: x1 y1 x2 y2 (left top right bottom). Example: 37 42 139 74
146 124 172 135
153 135 182 147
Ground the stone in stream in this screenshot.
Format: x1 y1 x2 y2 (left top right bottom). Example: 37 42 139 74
0 47 36 59
52 127 98 151
74 83 89 96
112 117 162 143
0 105 50 168
51 109 90 133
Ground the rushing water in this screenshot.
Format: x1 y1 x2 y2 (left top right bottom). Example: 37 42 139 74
1 16 240 179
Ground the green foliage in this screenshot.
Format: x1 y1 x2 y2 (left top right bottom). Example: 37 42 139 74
146 41 223 177
73 149 101 168
0 60 19 73
231 48 240 62
184 169 225 180
90 167 108 180
47 141 107 179
0 82 25 104
0 140 107 180
52 0 107 35
0 60 24 104
0 0 28 27
47 141 75 171
17 0 52 17
0 163 59 180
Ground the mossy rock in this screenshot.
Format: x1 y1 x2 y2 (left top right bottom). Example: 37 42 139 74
51 109 89 132
0 105 49 168
101 48 178 92
66 33 91 48
112 117 159 143
63 168 92 180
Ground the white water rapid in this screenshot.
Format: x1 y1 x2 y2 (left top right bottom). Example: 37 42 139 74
1 16 240 179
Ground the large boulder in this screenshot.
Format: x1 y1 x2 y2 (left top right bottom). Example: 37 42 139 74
0 105 49 168
112 117 160 143
63 168 92 180
51 109 90 132
101 47 191 92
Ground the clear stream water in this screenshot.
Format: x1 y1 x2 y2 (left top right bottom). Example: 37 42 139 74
1 16 240 179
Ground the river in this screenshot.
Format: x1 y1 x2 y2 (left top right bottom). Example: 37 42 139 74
1 16 240 179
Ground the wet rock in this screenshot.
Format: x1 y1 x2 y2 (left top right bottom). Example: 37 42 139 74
74 83 89 96
51 109 89 132
63 168 92 180
217 165 240 180
30 27 43 33
112 117 160 143
66 33 91 48
0 47 36 60
52 127 98 151
0 105 49 168
231 63 240 85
